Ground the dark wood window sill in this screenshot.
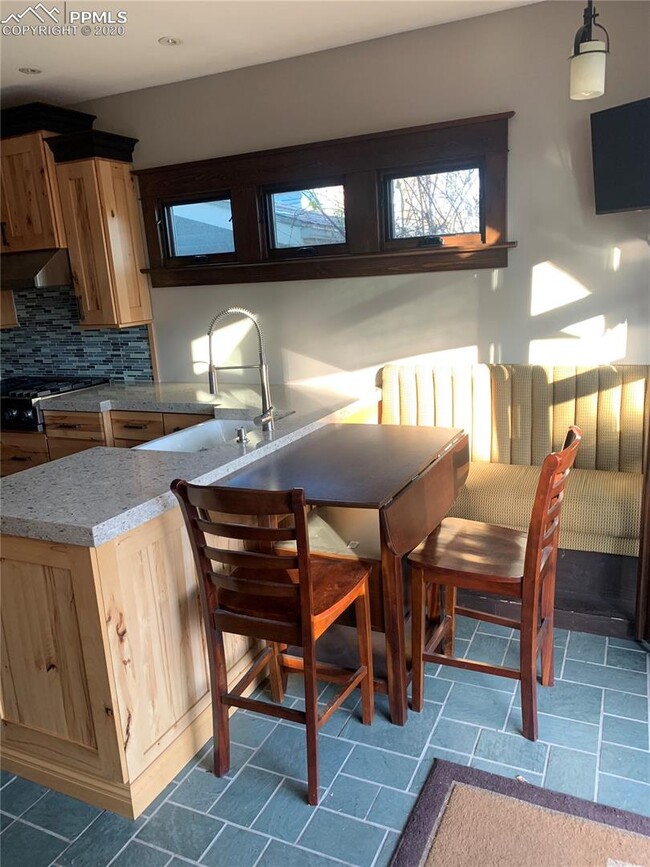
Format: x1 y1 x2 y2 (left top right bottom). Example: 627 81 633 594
142 243 517 287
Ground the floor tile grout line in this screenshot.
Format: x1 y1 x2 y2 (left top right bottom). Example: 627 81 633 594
4 814 71 843
559 677 646 697
598 770 650 786
251 836 273 867
594 686 605 804
44 805 107 867
368 829 391 867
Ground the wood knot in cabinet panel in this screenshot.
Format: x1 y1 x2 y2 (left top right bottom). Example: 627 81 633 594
116 613 127 642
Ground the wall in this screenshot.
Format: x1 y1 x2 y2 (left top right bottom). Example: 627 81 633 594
2 286 153 382
74 1 650 390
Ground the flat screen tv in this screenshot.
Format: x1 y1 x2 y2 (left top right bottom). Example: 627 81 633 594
590 97 650 214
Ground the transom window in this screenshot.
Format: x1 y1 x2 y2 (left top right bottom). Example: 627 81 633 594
387 167 481 243
267 184 346 251
165 197 235 260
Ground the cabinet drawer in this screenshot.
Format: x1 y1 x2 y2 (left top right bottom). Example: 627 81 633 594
111 412 163 442
162 413 213 435
48 438 102 460
113 438 149 449
43 411 106 441
1 431 49 476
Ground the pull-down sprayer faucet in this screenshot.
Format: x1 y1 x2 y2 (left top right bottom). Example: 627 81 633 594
207 307 274 432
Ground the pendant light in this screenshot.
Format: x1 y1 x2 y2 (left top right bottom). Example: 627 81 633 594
570 0 610 100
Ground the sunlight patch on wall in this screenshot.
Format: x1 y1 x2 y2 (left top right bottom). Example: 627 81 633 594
607 246 622 273
191 318 255 376
530 261 591 317
287 345 479 395
529 319 628 364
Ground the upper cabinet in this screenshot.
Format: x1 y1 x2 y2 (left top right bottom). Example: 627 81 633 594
0 103 96 253
0 132 66 252
48 131 152 328
1 105 152 329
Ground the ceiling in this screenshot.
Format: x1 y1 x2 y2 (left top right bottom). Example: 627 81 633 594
1 1 539 107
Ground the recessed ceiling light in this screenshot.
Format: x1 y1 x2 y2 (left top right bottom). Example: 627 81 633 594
18 67 42 75
158 36 182 46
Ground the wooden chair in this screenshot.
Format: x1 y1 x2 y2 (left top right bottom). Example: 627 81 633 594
171 481 374 805
408 426 582 740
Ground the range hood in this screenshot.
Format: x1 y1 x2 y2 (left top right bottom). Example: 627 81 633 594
1 249 71 291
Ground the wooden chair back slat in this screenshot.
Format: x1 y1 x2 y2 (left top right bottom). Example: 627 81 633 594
196 517 296 543
186 484 295 515
204 545 300 572
211 573 300 599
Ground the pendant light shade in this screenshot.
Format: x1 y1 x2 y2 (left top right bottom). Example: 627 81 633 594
570 1 609 101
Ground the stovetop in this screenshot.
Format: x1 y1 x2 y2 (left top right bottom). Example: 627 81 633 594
1 376 109 399
1 376 110 432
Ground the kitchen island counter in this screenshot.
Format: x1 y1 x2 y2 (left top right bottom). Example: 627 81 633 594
1 384 376 546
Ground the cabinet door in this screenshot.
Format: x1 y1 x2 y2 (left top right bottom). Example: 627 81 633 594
0 537 126 785
55 160 118 326
0 132 65 251
95 161 152 326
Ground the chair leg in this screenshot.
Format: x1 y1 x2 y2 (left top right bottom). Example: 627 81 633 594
355 589 374 726
210 629 230 776
303 638 320 805
520 617 538 741
443 585 457 656
540 568 556 688
268 642 287 703
411 567 426 713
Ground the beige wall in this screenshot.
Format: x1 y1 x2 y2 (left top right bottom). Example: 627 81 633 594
75 1 650 389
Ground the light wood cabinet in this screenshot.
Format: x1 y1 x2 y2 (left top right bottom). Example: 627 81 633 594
44 409 112 460
55 159 152 327
1 291 18 329
0 431 49 476
163 412 213 434
111 411 163 444
0 132 66 252
0 508 259 817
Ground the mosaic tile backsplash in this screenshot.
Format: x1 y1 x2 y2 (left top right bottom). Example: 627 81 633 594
1 286 153 382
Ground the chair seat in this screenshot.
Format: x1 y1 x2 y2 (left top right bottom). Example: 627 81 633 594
218 558 371 634
408 516 527 592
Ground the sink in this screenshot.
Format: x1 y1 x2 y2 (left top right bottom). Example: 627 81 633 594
134 418 265 452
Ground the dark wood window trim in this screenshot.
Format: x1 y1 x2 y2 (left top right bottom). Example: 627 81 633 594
262 179 349 260
135 112 517 287
160 192 238 267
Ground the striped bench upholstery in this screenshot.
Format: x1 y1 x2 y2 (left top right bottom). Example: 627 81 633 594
380 364 649 557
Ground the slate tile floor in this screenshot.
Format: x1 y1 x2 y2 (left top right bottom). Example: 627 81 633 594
1 619 648 867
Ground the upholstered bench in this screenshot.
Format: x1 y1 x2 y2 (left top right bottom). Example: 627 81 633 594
379 363 649 635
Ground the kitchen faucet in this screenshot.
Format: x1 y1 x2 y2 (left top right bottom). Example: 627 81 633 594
207 307 274 432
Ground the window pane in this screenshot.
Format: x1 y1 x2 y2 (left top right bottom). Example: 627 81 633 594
168 199 235 256
390 169 480 239
269 185 346 248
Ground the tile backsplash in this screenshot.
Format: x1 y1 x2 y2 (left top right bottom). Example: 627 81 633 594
1 285 153 382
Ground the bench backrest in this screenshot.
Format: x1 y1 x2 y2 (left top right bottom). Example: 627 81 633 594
380 364 649 472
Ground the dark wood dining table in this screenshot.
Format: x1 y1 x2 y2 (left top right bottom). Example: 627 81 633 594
219 423 470 725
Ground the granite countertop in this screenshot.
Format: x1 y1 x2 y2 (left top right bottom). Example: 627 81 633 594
39 381 291 417
1 384 379 547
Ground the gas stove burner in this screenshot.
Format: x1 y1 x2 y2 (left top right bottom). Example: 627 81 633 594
0 375 109 431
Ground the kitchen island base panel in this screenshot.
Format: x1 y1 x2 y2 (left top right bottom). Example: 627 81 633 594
0 511 262 818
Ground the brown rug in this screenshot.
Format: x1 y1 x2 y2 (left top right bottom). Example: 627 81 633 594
391 761 650 867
